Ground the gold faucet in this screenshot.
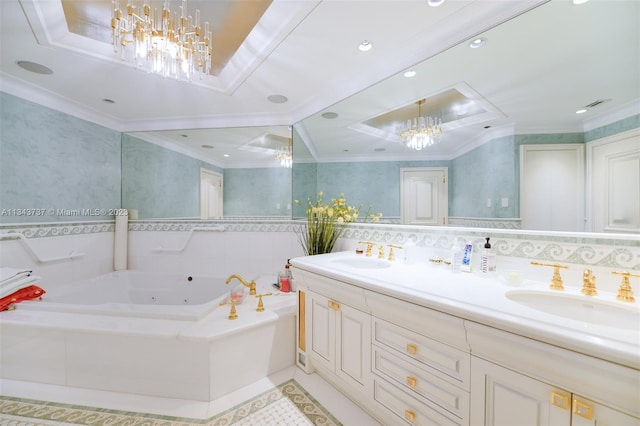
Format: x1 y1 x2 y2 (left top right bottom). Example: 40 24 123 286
581 269 597 296
612 271 639 302
226 274 256 296
376 244 385 259
531 262 568 291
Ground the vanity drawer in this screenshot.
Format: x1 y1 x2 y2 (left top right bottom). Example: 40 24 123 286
373 377 463 426
373 317 470 390
373 345 469 421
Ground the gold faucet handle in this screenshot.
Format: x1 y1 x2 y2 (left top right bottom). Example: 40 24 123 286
358 241 376 257
531 261 569 291
581 269 597 296
256 292 273 312
387 244 403 261
612 271 639 302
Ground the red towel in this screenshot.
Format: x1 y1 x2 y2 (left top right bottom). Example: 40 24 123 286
0 285 46 311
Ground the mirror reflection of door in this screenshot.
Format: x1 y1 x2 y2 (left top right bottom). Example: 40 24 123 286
400 168 448 226
200 169 223 219
520 144 585 232
587 129 640 233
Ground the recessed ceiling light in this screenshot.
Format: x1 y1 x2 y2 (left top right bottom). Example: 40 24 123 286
403 70 416 78
358 40 373 52
427 0 446 6
201 144 213 149
322 112 339 119
573 0 589 4
469 37 487 49
267 94 288 104
576 109 587 114
223 154 230 158
16 60 53 75
102 98 115 104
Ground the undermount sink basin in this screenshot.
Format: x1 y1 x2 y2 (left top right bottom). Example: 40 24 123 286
505 290 640 329
331 257 392 270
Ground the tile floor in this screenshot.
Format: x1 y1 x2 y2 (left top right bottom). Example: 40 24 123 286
0 366 381 426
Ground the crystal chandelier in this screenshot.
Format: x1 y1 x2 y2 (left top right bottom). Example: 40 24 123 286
111 0 212 81
399 99 444 150
275 139 292 168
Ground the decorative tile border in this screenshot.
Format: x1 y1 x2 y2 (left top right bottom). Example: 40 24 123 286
1 220 637 270
0 221 114 239
0 379 341 426
342 223 640 270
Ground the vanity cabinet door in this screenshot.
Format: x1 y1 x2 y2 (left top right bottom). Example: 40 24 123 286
471 356 570 426
308 291 336 372
306 290 371 390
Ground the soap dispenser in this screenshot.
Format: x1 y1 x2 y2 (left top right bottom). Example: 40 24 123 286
481 237 496 273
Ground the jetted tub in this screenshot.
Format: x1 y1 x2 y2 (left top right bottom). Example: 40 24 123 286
17 270 232 320
0 271 297 402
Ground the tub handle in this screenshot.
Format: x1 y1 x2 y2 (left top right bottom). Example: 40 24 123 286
0 233 85 263
153 226 225 253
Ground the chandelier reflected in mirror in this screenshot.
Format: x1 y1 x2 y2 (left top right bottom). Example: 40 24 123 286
276 138 292 168
111 0 212 81
399 99 444 150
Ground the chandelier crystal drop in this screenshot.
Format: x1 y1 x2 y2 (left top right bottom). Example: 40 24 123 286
111 0 212 81
399 99 444 151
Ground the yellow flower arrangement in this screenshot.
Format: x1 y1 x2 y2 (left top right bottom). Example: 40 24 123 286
295 192 382 255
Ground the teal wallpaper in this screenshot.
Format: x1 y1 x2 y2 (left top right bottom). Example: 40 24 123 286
2 90 637 224
0 92 121 223
224 167 291 217
121 134 222 219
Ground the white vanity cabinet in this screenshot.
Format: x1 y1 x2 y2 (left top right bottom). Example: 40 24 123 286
291 258 639 426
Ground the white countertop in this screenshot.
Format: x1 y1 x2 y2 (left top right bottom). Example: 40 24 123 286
290 251 640 370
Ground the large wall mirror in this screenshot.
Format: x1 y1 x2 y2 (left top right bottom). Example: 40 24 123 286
122 125 292 220
292 0 639 232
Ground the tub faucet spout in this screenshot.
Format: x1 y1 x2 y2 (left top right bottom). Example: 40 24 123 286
226 274 256 296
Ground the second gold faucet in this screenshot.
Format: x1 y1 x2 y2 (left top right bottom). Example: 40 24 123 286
226 274 257 296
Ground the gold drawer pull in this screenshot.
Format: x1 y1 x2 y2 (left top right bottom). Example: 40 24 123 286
550 391 570 409
406 376 417 388
573 399 593 420
404 409 416 423
328 300 341 311
406 343 417 355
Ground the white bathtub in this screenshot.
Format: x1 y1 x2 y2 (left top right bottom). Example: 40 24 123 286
17 270 231 320
0 272 297 402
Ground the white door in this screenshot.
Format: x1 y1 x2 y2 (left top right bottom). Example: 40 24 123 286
401 168 448 226
200 169 223 219
520 144 584 231
587 128 640 233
